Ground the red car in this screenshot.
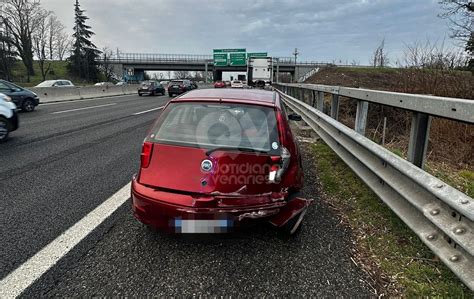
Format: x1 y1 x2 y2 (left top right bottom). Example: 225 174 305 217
214 80 225 88
131 89 311 234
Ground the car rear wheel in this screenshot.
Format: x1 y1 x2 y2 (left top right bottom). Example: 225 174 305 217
138 93 142 97
22 99 35 112
0 117 10 143
169 93 173 97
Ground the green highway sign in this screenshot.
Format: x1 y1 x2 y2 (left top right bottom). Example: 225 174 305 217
229 52 247 66
213 53 228 66
247 52 268 58
213 48 246 53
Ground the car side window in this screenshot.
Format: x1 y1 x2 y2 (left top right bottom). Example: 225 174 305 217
0 82 11 91
61 81 69 86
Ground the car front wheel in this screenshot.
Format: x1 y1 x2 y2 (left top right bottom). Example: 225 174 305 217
22 99 35 112
0 117 10 143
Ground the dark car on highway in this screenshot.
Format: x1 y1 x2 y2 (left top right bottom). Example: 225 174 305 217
167 80 192 97
0 80 40 112
138 81 165 96
131 88 311 234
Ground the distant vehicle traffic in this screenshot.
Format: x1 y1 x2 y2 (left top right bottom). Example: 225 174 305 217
248 57 273 88
94 82 114 87
0 80 40 112
230 80 243 88
214 81 225 88
138 81 165 96
35 80 75 88
0 93 19 142
160 81 170 87
167 80 191 97
131 88 310 234
116 81 127 86
190 81 198 89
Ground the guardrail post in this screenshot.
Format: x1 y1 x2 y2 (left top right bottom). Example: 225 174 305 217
331 94 339 120
311 90 316 107
317 91 324 111
355 100 369 135
407 112 432 168
276 59 280 83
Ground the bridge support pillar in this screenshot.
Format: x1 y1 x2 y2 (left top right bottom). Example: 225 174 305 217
355 100 369 135
407 112 431 169
214 70 223 82
331 94 340 120
316 91 324 111
205 62 208 83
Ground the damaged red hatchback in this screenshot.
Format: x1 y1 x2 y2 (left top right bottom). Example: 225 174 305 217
131 88 312 234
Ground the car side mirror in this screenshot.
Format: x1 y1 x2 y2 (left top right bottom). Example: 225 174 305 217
288 113 302 121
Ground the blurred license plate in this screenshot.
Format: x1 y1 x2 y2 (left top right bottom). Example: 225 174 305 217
172 85 179 88
174 219 233 233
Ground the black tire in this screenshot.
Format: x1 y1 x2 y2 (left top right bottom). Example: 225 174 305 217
169 93 173 97
22 98 35 112
138 93 142 97
0 117 10 143
151 90 156 96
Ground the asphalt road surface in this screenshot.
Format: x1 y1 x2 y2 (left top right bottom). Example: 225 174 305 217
0 92 373 297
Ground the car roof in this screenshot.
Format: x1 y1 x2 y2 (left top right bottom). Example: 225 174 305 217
173 88 279 107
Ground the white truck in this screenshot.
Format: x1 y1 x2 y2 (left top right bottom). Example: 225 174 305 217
247 57 272 88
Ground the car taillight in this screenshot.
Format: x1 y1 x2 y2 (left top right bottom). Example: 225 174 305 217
276 111 287 145
269 147 291 183
140 142 153 168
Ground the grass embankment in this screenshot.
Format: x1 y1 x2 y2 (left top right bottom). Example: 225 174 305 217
311 140 473 296
10 60 98 87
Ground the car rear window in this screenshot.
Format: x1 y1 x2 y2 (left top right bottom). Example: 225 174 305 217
170 81 184 85
141 81 153 87
147 102 280 153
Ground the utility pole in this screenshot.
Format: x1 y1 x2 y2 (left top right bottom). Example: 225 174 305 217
293 48 299 64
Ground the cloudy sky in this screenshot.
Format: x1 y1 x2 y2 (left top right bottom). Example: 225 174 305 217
41 0 456 65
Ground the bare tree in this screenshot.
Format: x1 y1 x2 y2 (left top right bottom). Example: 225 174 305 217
46 14 64 60
1 0 43 81
99 47 114 81
32 9 52 81
438 0 474 42
56 31 72 61
174 70 190 79
403 39 467 69
0 16 16 81
371 38 390 67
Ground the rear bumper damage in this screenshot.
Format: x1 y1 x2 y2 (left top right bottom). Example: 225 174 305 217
131 176 313 233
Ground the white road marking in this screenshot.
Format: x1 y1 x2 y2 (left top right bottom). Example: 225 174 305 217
132 105 165 115
40 94 135 106
0 183 131 298
51 103 117 114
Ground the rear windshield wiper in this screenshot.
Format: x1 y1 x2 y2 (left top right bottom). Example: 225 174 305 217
206 146 268 156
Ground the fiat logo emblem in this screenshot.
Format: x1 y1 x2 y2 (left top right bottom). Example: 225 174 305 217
201 159 213 172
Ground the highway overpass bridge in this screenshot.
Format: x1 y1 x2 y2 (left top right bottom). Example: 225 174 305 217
106 53 331 82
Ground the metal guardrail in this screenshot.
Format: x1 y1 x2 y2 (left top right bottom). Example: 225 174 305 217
274 83 474 290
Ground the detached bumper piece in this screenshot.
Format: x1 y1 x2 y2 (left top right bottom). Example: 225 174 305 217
269 197 313 227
